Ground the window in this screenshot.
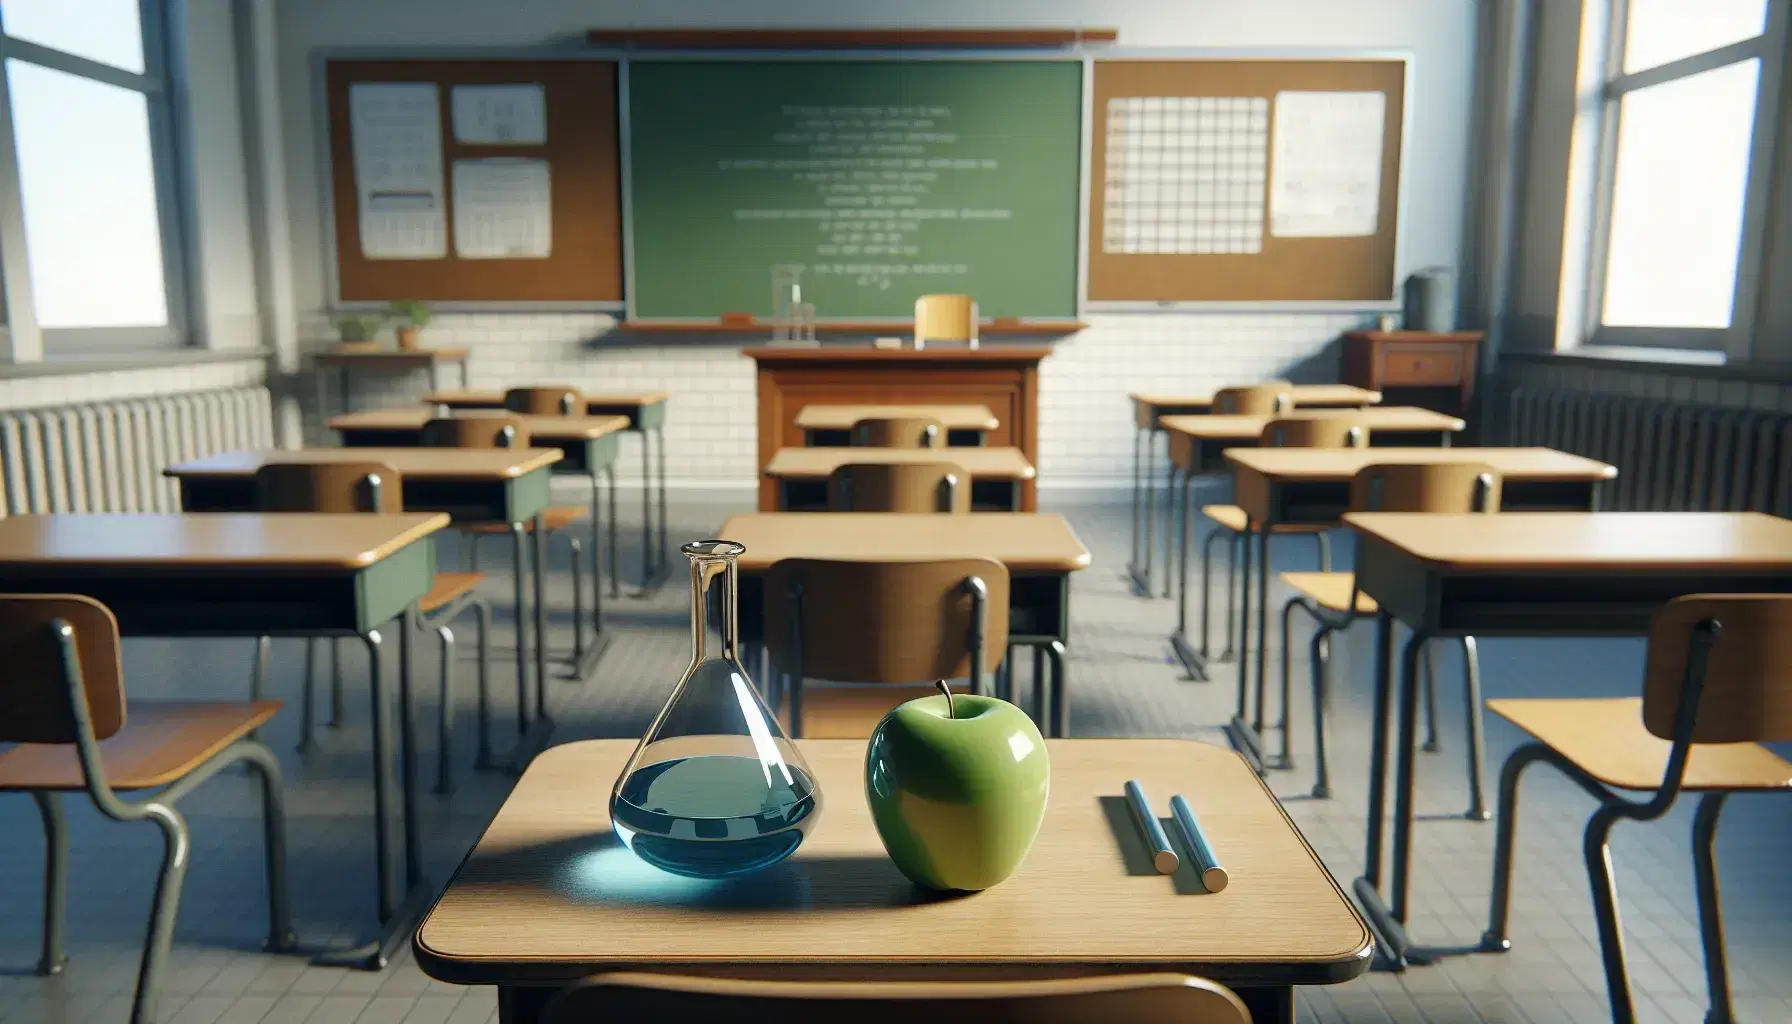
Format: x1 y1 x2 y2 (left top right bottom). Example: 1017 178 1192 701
1587 0 1784 351
0 1 184 356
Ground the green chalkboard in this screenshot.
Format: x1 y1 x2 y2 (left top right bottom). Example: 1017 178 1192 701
626 60 1083 320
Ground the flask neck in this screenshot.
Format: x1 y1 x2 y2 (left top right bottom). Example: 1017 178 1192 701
688 551 741 664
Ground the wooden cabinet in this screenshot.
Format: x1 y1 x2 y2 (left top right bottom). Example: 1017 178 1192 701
1343 330 1483 421
743 345 1050 511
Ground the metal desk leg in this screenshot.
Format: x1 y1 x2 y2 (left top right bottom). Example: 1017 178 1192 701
1128 427 1146 590
572 471 612 680
606 465 620 599
397 604 421 888
637 429 655 593
1160 452 1177 598
1352 612 1411 970
1134 430 1158 596
1168 468 1209 680
1046 639 1069 738
1032 645 1047 730
1353 626 1433 970
656 424 668 573
1224 526 1264 773
533 513 550 712
1252 527 1282 769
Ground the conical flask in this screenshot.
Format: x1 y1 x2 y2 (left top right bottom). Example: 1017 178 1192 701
610 540 822 878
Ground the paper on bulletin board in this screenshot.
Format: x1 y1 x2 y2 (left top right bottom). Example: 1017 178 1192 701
451 84 547 145
452 158 552 259
350 82 447 259
1268 91 1386 238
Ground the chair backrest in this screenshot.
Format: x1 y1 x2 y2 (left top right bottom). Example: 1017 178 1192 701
1212 381 1293 415
254 461 402 513
1261 416 1367 449
419 414 530 449
1348 461 1503 514
541 972 1252 1024
829 461 970 513
851 416 945 449
764 557 1010 684
1642 594 1792 744
505 385 583 416
0 594 126 744
914 294 978 345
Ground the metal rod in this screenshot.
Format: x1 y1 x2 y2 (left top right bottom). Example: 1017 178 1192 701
1169 794 1229 892
1124 780 1178 875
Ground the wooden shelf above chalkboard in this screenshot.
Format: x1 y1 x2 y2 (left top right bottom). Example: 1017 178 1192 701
587 28 1117 48
618 319 1086 335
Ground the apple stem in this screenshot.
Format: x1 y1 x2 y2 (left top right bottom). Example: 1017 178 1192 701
935 678 954 719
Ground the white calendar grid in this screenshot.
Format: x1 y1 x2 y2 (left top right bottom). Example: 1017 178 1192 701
1103 95 1270 255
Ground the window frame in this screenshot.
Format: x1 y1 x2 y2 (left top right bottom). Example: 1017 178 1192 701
0 0 190 358
1581 0 1789 355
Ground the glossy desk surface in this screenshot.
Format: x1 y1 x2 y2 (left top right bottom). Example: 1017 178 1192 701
1344 511 1792 571
765 446 1036 481
1160 406 1464 440
328 408 630 441
166 447 562 481
421 390 671 411
717 512 1091 573
1226 446 1616 481
1132 385 1382 414
0 512 449 569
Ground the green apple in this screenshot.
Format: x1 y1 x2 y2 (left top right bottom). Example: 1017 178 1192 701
864 692 1050 891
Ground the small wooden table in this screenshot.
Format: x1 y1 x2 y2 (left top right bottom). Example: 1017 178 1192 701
1341 511 1792 971
764 447 1037 512
164 447 564 769
719 512 1088 736
794 403 1000 447
313 346 471 420
1128 386 1382 597
423 390 674 593
0 511 450 971
330 409 631 676
413 738 1372 1023
1202 448 1618 767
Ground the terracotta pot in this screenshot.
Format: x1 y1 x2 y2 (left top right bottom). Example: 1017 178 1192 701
396 325 423 351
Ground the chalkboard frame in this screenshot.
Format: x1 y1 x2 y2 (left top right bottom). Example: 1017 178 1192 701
616 50 1090 326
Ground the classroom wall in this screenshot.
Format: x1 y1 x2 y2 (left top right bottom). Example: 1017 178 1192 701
274 0 1480 489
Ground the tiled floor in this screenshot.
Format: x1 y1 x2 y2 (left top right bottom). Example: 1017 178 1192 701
0 492 1787 1024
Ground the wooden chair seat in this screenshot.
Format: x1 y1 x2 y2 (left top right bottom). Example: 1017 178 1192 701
421 572 485 614
1281 571 1377 615
781 684 940 739
1202 504 1330 534
0 701 282 792
458 505 586 535
1487 697 1792 792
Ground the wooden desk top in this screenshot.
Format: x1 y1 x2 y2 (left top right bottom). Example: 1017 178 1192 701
717 513 1091 572
414 738 1371 986
313 346 469 368
765 447 1036 481
1161 407 1464 440
744 345 1052 365
1132 385 1383 413
795 404 1000 431
0 513 449 569
421 389 672 410
328 409 630 442
1226 446 1617 481
165 447 562 481
1344 512 1792 572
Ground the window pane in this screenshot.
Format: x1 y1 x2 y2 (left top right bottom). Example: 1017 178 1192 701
1 0 145 74
1602 60 1758 330
1623 0 1766 74
7 59 169 328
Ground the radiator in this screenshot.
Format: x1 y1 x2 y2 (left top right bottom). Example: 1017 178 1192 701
0 386 275 516
1504 387 1792 515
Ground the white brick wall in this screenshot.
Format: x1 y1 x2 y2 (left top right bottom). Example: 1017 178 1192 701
314 310 1373 491
0 358 268 411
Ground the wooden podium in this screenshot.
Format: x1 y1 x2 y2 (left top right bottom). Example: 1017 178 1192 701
744 345 1051 511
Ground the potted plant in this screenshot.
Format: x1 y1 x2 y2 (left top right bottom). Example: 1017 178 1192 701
390 299 431 351
334 312 387 350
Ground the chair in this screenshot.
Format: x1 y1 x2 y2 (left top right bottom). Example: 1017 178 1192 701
255 461 492 792
1193 406 1355 661
1279 461 1499 809
503 384 585 417
540 972 1252 1024
422 412 593 668
765 557 1010 739
913 294 978 351
1478 594 1792 1024
851 415 945 449
829 461 970 513
0 594 296 1024
1179 381 1292 609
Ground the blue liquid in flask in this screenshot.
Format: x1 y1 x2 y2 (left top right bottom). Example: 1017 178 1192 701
612 754 819 879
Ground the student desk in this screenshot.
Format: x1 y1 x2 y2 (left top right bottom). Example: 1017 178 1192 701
413 738 1372 1023
329 408 631 678
1128 386 1382 597
312 346 471 420
717 512 1088 737
794 403 999 447
423 389 673 592
1205 448 1618 770
1342 511 1792 972
164 447 563 769
0 511 449 970
764 447 1036 512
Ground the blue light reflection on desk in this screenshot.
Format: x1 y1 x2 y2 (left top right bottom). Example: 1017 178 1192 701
551 832 813 910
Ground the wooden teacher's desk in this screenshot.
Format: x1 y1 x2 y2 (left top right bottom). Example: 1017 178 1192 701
746 345 1049 511
414 738 1371 1024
